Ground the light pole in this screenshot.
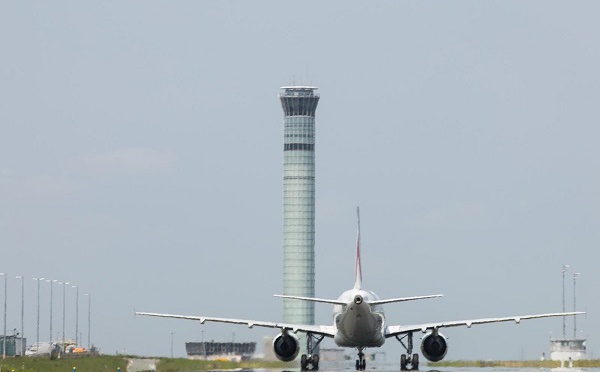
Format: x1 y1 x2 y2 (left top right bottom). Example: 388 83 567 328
32 277 45 348
84 293 91 349
201 329 206 359
59 281 69 347
562 265 569 338
47 280 57 344
72 285 79 346
170 331 174 358
15 276 24 354
1 273 6 360
573 273 580 339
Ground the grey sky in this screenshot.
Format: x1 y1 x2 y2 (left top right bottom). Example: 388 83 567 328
1 1 599 361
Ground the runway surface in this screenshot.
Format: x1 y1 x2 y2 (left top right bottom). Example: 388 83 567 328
197 364 597 372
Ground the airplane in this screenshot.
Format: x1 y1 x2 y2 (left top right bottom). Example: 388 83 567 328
136 208 584 371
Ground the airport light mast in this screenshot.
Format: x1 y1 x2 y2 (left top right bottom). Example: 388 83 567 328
573 273 580 338
33 277 45 348
16 276 24 353
1 273 6 360
562 264 569 338
72 285 79 346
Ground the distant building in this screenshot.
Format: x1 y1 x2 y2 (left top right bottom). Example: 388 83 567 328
185 341 256 361
0 336 26 356
550 268 587 362
550 338 587 361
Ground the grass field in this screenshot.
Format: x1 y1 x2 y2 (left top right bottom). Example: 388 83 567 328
0 355 127 372
0 355 292 372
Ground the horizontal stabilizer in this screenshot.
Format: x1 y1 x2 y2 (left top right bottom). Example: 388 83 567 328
370 294 443 305
275 293 443 306
274 294 346 306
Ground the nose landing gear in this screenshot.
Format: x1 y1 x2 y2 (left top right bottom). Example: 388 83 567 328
355 348 367 371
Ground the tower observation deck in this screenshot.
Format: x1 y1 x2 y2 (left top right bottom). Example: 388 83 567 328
279 86 319 350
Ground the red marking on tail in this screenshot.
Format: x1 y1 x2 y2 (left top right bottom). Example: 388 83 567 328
354 207 363 290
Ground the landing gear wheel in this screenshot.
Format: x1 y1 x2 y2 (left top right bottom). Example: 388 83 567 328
356 349 366 371
400 354 419 371
304 333 324 371
355 359 366 371
412 354 419 370
397 332 418 371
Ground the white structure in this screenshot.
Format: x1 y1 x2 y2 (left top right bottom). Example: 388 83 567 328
550 339 587 361
25 342 52 356
550 267 587 362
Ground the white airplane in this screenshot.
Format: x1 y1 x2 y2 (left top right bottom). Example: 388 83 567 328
136 208 584 371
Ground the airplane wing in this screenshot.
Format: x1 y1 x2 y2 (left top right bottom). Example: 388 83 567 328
135 311 336 337
385 311 585 338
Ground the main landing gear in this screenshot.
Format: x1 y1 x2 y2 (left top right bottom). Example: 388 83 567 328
300 333 324 371
396 332 419 371
355 347 367 371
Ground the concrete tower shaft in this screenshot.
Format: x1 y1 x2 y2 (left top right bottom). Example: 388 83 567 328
280 86 319 330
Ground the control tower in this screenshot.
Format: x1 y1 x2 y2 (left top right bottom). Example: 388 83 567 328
279 86 320 347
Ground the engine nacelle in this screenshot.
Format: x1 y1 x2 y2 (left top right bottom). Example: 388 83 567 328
420 331 448 362
272 332 300 362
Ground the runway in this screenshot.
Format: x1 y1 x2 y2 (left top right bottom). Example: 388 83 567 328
187 362 596 372
128 358 158 372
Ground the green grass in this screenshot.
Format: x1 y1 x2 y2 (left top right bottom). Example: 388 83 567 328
571 359 600 368
0 355 127 372
0 356 292 372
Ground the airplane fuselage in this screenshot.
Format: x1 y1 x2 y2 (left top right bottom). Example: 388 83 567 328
333 288 386 348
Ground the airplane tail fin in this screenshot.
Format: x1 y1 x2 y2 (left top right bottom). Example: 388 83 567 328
354 207 363 290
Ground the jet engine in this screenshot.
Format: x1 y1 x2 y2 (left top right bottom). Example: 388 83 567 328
420 331 448 362
272 332 300 362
